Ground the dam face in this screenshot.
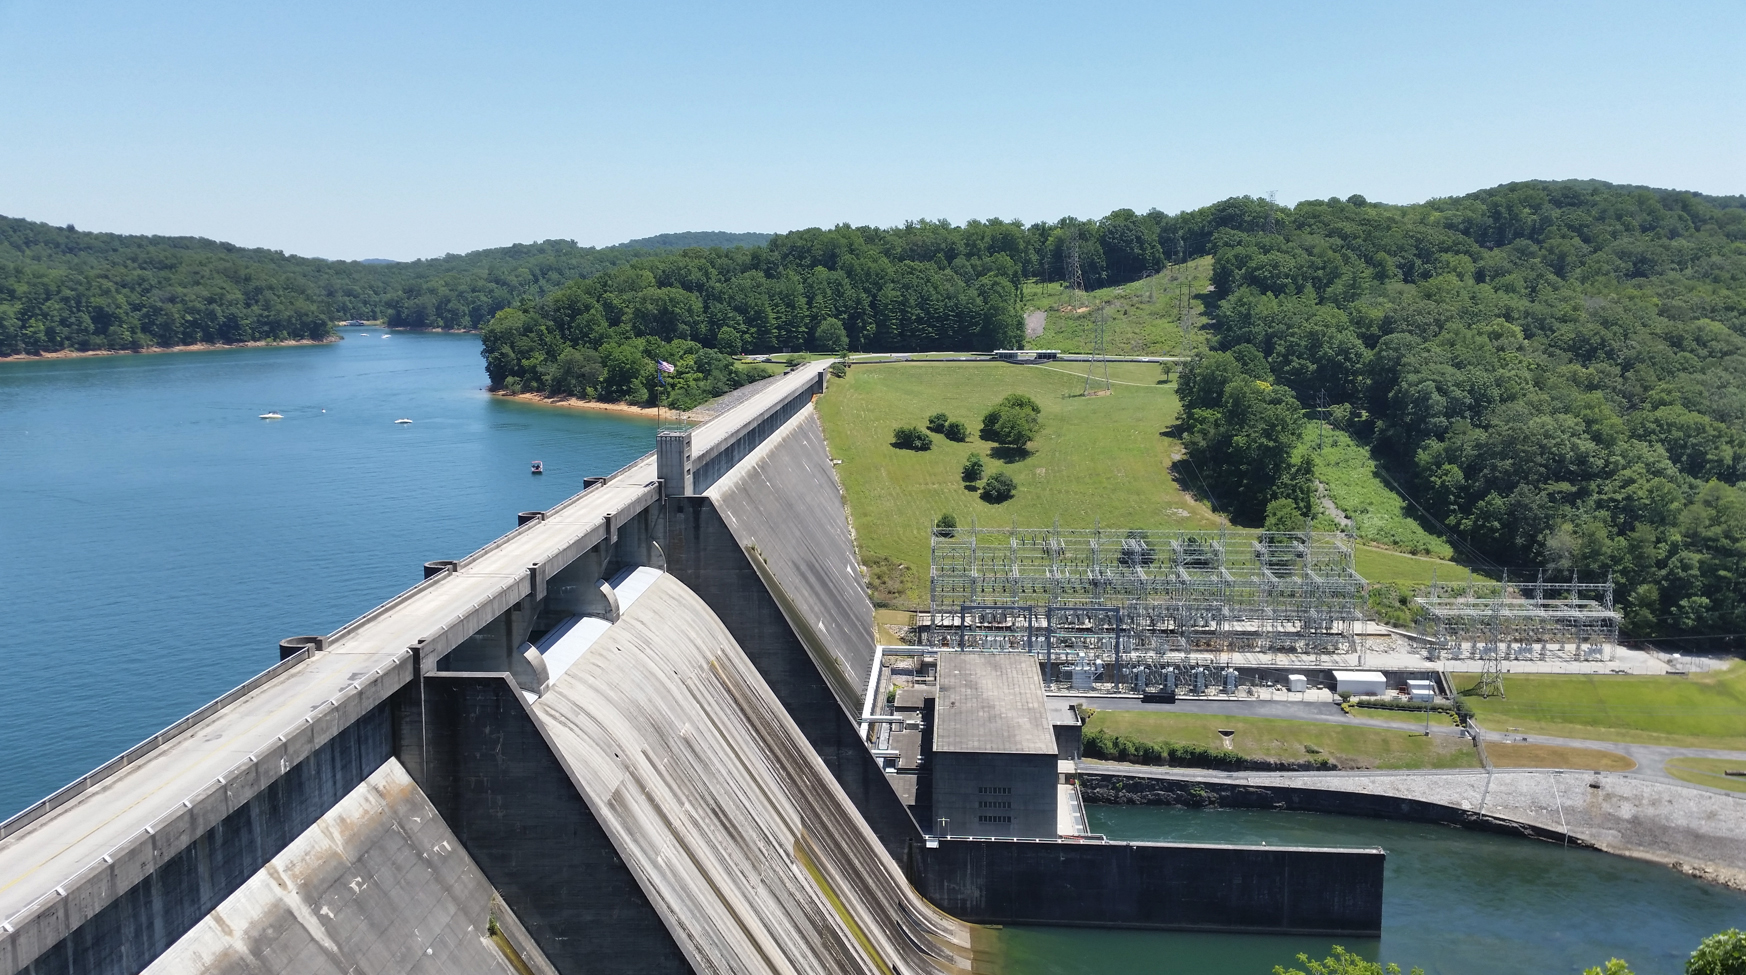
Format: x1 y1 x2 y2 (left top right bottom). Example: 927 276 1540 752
0 362 1383 975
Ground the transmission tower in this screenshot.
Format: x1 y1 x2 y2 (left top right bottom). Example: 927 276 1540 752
1316 388 1328 451
1264 190 1277 235
1064 229 1085 297
1474 570 1508 699
1083 303 1110 396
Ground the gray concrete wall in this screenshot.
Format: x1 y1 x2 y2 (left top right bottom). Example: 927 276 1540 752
930 753 1058 839
916 837 1385 936
418 673 690 974
663 492 924 865
531 574 978 975
702 406 875 711
6 703 391 975
141 758 556 975
1081 765 1746 890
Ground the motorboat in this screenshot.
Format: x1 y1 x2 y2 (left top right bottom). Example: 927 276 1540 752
531 460 544 475
259 412 283 419
394 418 413 424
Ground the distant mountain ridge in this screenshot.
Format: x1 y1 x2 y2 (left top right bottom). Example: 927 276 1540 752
610 231 772 251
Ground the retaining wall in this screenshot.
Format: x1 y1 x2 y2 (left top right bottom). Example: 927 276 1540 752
917 836 1384 935
1081 766 1746 890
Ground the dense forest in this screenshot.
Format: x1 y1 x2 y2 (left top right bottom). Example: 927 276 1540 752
0 221 765 355
1176 181 1746 642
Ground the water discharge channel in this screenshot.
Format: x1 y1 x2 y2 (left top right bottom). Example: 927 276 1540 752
1 330 1739 974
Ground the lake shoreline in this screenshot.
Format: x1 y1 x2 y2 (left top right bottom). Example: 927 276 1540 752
0 336 338 362
490 389 696 421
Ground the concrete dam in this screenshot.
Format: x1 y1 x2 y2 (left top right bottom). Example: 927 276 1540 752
0 362 1384 975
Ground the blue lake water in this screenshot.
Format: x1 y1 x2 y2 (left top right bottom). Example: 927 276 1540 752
2 330 1740 975
0 328 658 817
998 805 1746 975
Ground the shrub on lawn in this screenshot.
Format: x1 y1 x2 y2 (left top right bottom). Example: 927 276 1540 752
926 412 950 433
981 470 1017 503
981 393 1043 448
934 513 957 537
962 453 985 482
944 419 969 442
893 426 933 450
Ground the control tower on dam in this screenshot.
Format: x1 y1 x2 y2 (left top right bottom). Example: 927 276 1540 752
0 361 1383 975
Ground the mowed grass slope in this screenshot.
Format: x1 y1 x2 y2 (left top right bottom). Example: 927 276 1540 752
1086 710 1481 770
817 362 1211 608
1026 257 1215 357
817 361 1478 605
1460 661 1746 750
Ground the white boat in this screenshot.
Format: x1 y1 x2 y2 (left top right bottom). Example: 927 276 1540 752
259 412 283 419
394 418 413 424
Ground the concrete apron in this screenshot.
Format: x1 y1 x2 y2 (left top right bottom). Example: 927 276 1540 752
1078 764 1746 891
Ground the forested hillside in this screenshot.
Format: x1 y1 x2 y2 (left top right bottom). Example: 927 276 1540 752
1176 181 1746 640
0 220 766 355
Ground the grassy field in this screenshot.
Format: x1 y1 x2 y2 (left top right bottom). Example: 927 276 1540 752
1459 662 1746 750
1085 710 1481 771
1664 757 1746 793
1301 427 1452 558
818 361 1211 608
1485 741 1636 771
817 362 1479 605
1025 258 1215 357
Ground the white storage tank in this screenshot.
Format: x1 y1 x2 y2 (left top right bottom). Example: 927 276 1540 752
1406 679 1436 702
1287 674 1307 693
1332 670 1387 697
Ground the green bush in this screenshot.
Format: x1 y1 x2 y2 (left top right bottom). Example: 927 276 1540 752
962 453 985 482
981 393 1043 448
934 513 958 537
926 412 950 433
1273 946 1423 975
1080 728 1247 770
944 419 969 442
829 359 848 378
981 470 1017 503
1688 928 1746 975
893 426 933 451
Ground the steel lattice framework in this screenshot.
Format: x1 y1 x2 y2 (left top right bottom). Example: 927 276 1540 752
928 525 1364 687
1418 570 1619 695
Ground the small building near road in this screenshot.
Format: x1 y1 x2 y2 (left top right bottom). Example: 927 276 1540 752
1332 670 1388 697
931 651 1059 838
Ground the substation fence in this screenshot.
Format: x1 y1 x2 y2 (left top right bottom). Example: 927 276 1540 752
927 525 1365 691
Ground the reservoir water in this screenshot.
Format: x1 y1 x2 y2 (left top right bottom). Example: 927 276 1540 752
0 328 659 818
2 330 1740 974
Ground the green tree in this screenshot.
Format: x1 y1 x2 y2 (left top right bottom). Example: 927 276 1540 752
944 419 969 442
1689 929 1746 975
981 393 1044 448
1584 961 1634 975
598 343 650 402
927 412 950 433
1183 378 1306 522
893 426 933 451
1273 946 1422 975
962 453 985 482
715 326 743 356
551 347 603 398
981 470 1017 503
815 316 849 353
1264 498 1307 533
934 513 957 537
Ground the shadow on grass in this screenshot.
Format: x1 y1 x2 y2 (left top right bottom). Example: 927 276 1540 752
988 445 1032 464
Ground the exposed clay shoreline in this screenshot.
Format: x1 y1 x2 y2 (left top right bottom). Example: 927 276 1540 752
0 336 338 362
490 388 698 421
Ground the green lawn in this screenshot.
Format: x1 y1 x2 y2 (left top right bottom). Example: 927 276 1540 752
1025 257 1215 357
1086 710 1480 770
818 361 1209 608
1459 662 1746 750
1664 757 1746 793
818 361 1482 605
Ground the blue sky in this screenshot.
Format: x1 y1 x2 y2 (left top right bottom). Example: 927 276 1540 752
1 0 1740 261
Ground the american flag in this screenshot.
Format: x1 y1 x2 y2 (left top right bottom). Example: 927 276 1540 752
657 359 676 373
